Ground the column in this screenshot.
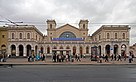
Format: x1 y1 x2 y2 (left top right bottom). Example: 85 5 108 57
118 45 121 55
7 45 11 56
16 46 19 56
24 45 26 56
126 45 129 56
70 46 73 55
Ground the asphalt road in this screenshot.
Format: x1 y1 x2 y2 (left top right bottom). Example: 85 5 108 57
0 65 136 82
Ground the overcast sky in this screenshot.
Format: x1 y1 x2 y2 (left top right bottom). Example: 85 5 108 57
0 0 136 46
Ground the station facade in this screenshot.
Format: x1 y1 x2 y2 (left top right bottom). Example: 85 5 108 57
0 19 130 57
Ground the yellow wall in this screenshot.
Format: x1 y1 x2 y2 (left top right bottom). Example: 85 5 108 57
0 28 8 50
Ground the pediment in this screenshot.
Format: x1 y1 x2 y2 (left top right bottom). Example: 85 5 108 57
56 24 79 31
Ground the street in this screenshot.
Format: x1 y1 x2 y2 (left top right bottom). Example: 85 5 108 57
0 65 136 82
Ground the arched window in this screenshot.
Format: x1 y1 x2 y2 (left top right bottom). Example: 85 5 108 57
107 33 110 39
50 24 52 29
99 34 101 40
27 33 30 39
83 24 85 29
12 33 14 39
60 46 63 49
36 35 37 40
115 33 117 39
123 33 125 39
66 46 70 49
47 47 50 54
59 31 76 38
86 46 89 54
19 33 22 39
53 46 57 49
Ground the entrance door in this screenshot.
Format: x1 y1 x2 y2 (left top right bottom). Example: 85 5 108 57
19 45 23 56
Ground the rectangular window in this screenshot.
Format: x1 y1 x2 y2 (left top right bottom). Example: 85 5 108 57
2 35 5 38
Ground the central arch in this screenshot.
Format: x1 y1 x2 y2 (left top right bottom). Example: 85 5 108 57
26 45 31 56
105 45 110 56
19 45 23 56
59 31 76 38
11 45 16 56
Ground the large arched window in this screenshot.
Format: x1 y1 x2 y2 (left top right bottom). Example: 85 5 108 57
27 33 30 39
50 24 52 29
47 47 50 54
99 34 101 40
107 33 110 39
19 33 22 39
83 24 85 29
59 31 76 38
86 46 89 54
123 33 125 39
12 33 14 39
115 33 117 39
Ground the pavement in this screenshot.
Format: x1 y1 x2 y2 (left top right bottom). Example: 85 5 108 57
0 57 136 65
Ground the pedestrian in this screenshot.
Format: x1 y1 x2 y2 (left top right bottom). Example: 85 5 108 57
124 54 127 61
111 54 114 61
114 55 117 61
42 54 45 61
129 54 132 63
105 55 109 62
77 53 81 61
132 53 134 61
117 54 122 61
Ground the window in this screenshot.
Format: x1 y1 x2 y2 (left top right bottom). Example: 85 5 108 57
59 31 76 38
99 34 101 40
12 33 14 39
86 46 89 54
115 33 117 39
47 47 50 54
83 24 85 29
36 35 37 40
19 33 22 39
2 35 5 38
50 24 52 29
27 33 30 39
107 33 110 39
123 33 125 39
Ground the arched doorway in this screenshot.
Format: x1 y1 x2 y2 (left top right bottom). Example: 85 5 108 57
35 45 38 55
66 46 70 55
60 46 63 55
86 46 89 54
19 45 23 56
47 46 50 54
105 45 110 56
114 44 118 56
41 47 43 54
11 45 16 56
73 46 76 55
98 46 101 56
52 46 57 55
121 44 126 56
1 44 6 49
26 45 31 56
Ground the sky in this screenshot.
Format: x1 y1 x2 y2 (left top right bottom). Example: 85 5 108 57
0 0 136 46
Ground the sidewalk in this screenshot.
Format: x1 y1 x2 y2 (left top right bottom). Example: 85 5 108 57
0 57 136 65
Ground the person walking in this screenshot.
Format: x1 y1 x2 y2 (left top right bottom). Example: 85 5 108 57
117 54 122 61
129 54 132 63
111 54 114 61
105 55 109 62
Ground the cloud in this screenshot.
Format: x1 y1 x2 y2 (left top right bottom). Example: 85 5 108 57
0 0 136 45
